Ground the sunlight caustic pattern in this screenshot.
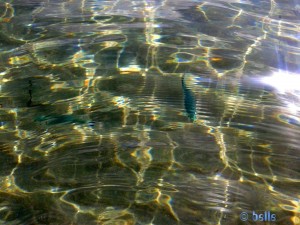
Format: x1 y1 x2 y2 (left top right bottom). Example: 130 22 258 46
0 0 299 224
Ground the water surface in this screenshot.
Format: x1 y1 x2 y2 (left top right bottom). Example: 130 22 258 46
0 0 299 224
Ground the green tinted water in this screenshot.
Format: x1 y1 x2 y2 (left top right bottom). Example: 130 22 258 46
0 0 299 224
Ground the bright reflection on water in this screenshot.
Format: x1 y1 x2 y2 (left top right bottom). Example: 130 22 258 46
0 0 299 224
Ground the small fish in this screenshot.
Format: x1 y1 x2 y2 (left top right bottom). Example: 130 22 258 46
34 114 95 127
182 74 197 122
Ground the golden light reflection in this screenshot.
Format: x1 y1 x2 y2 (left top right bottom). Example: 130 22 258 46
8 55 32 65
292 216 300 225
0 0 299 224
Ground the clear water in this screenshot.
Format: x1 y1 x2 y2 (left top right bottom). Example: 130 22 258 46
0 0 299 224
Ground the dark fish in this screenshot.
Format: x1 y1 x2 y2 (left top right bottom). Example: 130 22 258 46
27 80 33 107
34 114 85 125
182 74 197 122
26 80 44 107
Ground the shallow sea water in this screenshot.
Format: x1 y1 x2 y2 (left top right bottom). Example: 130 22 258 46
0 0 299 224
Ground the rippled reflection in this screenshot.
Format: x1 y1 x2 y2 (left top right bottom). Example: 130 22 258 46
0 0 299 224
